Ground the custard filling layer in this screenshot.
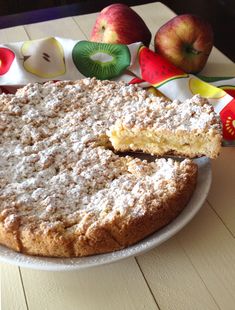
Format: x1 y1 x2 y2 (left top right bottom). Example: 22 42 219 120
109 126 219 158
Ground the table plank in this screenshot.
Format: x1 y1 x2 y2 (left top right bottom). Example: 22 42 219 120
21 258 158 310
24 17 86 40
201 48 235 76
177 202 235 310
0 25 28 42
207 148 235 236
1 264 28 310
73 12 98 39
133 2 175 48
137 235 219 310
138 201 235 310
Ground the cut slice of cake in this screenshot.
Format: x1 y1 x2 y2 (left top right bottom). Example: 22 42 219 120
108 95 222 159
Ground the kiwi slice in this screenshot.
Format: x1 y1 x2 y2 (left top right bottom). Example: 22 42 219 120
72 41 131 80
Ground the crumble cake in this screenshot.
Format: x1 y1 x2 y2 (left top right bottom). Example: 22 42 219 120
0 78 220 257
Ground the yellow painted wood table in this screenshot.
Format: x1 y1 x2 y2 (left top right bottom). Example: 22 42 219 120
1 2 235 310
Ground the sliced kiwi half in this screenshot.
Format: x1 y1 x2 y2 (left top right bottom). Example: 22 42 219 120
72 41 131 80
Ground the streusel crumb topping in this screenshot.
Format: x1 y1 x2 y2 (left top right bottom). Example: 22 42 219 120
0 78 201 234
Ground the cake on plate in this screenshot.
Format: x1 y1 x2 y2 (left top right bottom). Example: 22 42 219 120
0 78 221 257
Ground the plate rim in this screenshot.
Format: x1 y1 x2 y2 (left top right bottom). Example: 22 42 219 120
0 157 211 271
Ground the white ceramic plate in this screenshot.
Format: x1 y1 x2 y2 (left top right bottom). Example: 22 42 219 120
0 157 211 271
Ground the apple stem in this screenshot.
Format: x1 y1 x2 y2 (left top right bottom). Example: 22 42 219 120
185 45 202 55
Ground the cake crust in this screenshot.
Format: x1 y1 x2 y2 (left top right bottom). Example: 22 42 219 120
0 156 197 257
0 78 208 257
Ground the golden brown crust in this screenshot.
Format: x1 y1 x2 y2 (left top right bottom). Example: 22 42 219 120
0 223 21 253
0 161 197 257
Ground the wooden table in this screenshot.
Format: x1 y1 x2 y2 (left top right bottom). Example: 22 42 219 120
1 2 235 309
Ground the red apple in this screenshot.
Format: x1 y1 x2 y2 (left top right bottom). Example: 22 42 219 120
154 14 214 73
0 47 15 75
90 3 151 47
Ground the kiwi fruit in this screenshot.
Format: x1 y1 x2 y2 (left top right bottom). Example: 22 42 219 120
72 41 131 80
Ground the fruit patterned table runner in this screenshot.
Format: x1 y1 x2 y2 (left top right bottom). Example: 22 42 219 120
0 37 234 144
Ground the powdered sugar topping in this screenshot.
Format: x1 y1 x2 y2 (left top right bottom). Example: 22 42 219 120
0 78 197 234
